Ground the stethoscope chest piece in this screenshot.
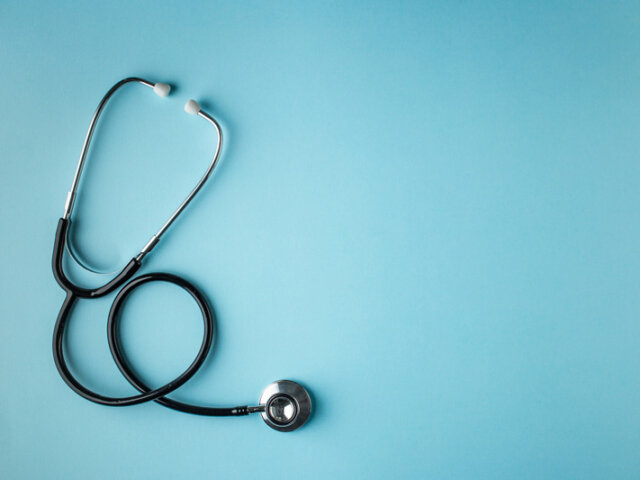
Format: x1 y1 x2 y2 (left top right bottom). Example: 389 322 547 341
259 380 312 432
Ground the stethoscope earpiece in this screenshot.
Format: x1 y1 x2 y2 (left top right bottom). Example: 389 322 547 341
259 380 312 432
153 82 171 97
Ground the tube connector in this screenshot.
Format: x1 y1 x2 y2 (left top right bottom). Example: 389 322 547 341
136 235 160 262
247 405 266 414
63 191 74 219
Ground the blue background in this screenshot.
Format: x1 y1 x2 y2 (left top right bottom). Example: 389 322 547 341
1 1 639 478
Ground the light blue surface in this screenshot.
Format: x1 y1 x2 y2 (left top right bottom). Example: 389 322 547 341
1 1 639 478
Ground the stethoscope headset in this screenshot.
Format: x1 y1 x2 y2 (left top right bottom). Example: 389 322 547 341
52 77 311 432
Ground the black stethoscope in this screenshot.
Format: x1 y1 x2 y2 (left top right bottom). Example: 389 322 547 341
52 77 311 432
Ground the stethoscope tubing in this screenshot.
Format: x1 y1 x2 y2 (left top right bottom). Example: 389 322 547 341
52 219 249 416
107 273 248 416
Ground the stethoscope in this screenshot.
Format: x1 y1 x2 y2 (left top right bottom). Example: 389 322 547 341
51 77 311 432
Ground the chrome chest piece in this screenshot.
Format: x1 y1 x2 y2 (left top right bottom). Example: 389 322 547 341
257 380 312 432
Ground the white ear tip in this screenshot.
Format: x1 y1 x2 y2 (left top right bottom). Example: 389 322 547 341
184 99 201 115
153 83 171 97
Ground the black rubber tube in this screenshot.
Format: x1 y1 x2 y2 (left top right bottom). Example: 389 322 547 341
52 219 249 416
107 273 247 416
53 218 141 298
